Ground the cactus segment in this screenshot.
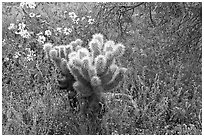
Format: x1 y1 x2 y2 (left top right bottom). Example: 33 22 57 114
88 66 97 79
60 58 70 76
64 45 72 60
43 43 53 58
49 49 61 68
69 64 89 86
49 49 58 60
72 58 82 68
70 39 83 51
77 48 90 59
89 39 101 59
58 45 66 59
95 55 106 75
73 81 92 97
101 64 118 85
91 76 101 87
75 39 83 47
103 67 127 91
81 57 91 80
103 40 115 53
92 33 104 50
113 43 125 57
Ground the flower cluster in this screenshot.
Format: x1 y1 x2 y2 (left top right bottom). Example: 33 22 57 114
14 22 31 39
20 2 36 9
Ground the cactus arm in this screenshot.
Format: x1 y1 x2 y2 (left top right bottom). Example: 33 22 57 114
103 67 127 91
73 81 92 97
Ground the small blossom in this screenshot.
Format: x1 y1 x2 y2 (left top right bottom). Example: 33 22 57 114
37 35 46 44
13 52 21 59
88 18 95 24
26 2 36 9
4 57 10 62
72 18 80 24
63 27 70 35
56 27 62 33
45 30 52 36
20 30 31 39
8 23 16 30
29 13 35 18
18 22 26 30
81 17 86 21
69 12 77 19
20 2 26 8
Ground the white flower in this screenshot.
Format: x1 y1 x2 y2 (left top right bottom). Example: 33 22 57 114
88 18 95 24
20 2 26 8
37 35 46 44
36 32 43 36
13 52 21 59
26 2 36 9
45 30 52 36
18 22 26 30
29 13 35 18
20 30 31 39
72 18 80 24
69 12 77 19
56 27 62 33
63 27 70 35
8 23 16 30
68 28 72 33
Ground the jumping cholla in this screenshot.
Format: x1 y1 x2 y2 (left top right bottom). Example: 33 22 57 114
43 33 127 115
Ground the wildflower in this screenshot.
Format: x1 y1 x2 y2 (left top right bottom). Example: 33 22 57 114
69 12 77 19
63 27 70 35
20 30 31 39
8 23 16 30
4 57 9 62
29 13 35 18
45 30 52 36
13 52 21 59
37 35 46 44
18 22 26 30
20 2 26 8
88 18 95 24
26 2 36 9
56 27 62 33
72 18 80 24
81 17 86 21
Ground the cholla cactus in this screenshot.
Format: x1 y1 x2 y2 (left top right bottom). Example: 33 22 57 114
43 34 127 120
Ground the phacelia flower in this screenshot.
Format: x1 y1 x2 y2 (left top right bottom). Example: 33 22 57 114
69 12 77 19
8 23 16 30
18 22 26 30
26 2 36 9
88 18 95 24
63 27 72 35
29 13 35 18
20 30 31 39
56 27 62 33
45 30 52 36
37 35 46 44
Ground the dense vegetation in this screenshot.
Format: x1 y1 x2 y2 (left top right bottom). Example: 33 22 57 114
2 2 202 135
